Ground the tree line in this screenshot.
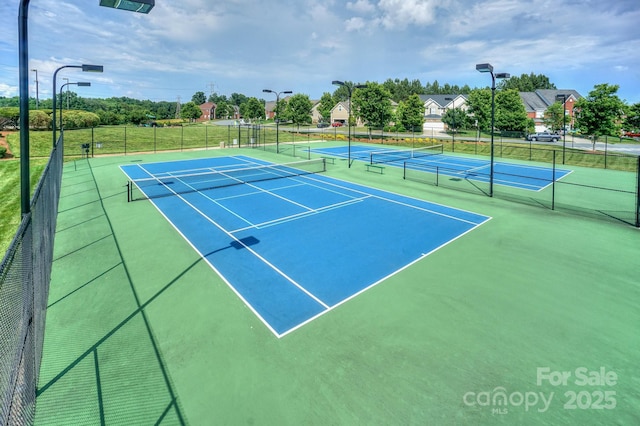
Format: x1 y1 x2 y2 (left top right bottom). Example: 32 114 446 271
1 73 638 140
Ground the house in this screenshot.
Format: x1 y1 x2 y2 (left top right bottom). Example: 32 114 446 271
310 101 323 124
197 102 216 122
519 90 581 133
330 101 350 125
263 96 292 120
329 100 399 127
419 94 468 133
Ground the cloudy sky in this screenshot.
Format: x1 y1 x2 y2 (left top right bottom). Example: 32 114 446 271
1 0 639 104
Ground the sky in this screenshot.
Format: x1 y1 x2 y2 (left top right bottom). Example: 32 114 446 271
1 0 639 105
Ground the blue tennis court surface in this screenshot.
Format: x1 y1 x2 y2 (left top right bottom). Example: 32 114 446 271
121 155 490 337
311 145 572 191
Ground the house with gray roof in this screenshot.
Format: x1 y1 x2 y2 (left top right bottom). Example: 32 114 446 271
519 89 581 132
419 94 468 134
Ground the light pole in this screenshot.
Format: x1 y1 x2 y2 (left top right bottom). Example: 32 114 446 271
52 64 103 147
59 82 91 135
332 80 366 167
555 94 568 164
444 96 456 151
262 89 292 153
18 0 153 217
476 63 509 197
63 77 69 109
31 68 38 109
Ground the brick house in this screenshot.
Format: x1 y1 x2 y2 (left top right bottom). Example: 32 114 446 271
519 90 581 133
197 102 216 122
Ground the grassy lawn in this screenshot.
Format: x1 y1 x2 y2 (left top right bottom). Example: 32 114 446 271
1 124 638 257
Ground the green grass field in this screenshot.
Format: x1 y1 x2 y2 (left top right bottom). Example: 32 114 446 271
28 143 640 425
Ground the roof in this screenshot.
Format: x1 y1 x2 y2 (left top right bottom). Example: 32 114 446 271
419 94 468 107
519 90 582 112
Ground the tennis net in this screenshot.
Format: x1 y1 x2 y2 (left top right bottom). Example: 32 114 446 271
128 158 326 201
370 144 443 164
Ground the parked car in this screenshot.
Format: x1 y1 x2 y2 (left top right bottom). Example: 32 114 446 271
317 122 329 128
331 122 343 127
526 132 560 142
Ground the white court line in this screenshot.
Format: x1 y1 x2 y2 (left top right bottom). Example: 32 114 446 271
134 168 331 311
230 196 371 233
297 173 487 226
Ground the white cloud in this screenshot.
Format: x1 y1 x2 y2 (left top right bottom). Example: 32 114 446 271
0 82 17 98
0 0 639 103
347 0 376 14
377 0 443 29
345 17 367 32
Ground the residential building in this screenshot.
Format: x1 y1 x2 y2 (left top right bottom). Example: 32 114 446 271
519 89 581 132
419 94 468 133
197 102 216 122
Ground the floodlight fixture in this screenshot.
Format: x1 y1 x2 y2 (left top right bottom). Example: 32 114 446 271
99 0 155 13
82 64 104 72
475 63 494 73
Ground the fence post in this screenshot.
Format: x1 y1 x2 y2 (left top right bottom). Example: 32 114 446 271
552 151 556 210
636 156 640 228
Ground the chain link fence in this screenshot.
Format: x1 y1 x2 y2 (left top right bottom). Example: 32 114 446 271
1 139 62 425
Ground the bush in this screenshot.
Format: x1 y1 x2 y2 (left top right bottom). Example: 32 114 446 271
0 146 6 158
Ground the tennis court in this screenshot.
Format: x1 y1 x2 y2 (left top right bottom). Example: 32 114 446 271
32 146 640 425
311 145 572 191
120 155 490 337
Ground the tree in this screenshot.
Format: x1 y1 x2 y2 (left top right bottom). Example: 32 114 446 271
216 101 233 119
499 73 557 91
466 89 492 132
575 84 625 146
285 94 313 127
441 108 468 134
192 91 206 105
352 82 393 130
495 89 529 132
317 92 334 123
180 101 202 121
622 103 640 133
543 102 566 133
240 97 264 121
0 107 20 129
230 93 248 107
272 97 289 121
395 94 425 132
29 110 50 130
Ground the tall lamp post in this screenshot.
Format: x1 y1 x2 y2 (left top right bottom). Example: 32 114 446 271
19 0 153 217
263 89 292 153
475 63 510 197
555 94 568 164
31 68 39 109
444 96 456 151
59 82 91 135
331 80 366 167
53 64 103 147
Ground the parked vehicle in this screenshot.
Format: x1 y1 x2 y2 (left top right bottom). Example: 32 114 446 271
317 122 329 128
526 132 560 142
331 122 343 127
